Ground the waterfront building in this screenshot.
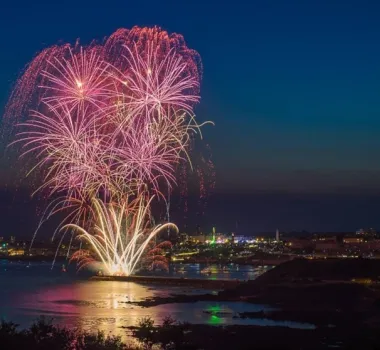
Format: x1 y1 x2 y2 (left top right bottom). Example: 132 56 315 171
284 238 313 250
343 237 364 244
312 236 340 252
8 248 25 256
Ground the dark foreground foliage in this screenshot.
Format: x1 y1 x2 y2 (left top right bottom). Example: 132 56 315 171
0 317 131 350
130 316 380 350
6 315 380 349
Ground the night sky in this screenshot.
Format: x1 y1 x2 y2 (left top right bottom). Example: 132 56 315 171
1 0 380 234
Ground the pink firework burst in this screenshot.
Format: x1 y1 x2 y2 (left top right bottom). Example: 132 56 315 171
40 46 116 114
3 26 213 275
118 43 200 119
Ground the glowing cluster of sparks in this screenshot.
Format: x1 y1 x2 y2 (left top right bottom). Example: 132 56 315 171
5 26 213 275
67 196 175 276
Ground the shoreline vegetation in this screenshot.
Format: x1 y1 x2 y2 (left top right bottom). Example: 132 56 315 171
4 315 380 349
0 317 130 350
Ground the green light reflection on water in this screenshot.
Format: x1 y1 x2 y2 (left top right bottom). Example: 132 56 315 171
205 304 224 325
207 305 222 313
208 315 222 325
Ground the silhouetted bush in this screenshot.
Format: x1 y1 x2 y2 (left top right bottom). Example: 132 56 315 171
0 317 131 350
131 317 196 350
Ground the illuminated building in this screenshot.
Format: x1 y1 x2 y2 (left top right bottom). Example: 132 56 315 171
363 240 380 250
233 235 255 244
343 237 364 244
313 236 339 251
275 229 280 242
284 238 313 250
8 248 25 256
10 236 16 244
356 228 376 237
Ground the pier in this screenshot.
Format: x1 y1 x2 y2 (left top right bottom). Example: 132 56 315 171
90 275 242 289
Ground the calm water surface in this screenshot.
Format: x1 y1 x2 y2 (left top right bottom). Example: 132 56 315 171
141 262 273 280
0 260 314 338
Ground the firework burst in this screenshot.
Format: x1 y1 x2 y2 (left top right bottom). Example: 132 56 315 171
40 47 116 114
4 26 213 275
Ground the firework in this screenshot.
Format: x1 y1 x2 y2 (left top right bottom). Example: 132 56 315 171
4 26 213 275
40 47 115 114
6 28 208 198
67 195 175 276
116 43 200 120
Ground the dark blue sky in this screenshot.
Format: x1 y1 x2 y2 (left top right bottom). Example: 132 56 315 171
1 0 380 233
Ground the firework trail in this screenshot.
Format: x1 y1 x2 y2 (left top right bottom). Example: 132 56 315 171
4 26 213 275
177 139 216 221
68 195 175 276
